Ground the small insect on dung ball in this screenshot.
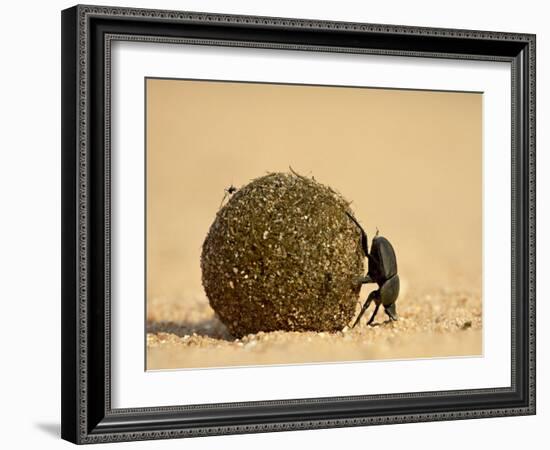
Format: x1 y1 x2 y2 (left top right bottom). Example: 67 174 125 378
200 172 364 337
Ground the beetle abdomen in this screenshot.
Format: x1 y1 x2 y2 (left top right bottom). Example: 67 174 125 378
370 236 398 281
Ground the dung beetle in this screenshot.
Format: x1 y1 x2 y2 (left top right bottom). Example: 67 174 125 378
346 212 400 327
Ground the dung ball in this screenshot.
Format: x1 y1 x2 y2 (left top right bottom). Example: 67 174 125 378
201 172 364 337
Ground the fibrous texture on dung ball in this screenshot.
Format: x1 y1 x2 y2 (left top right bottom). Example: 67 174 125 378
201 172 364 337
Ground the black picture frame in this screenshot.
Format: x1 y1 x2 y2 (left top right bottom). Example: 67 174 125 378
61 4 536 444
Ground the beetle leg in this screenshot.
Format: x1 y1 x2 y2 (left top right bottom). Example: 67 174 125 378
379 275 400 321
352 299 371 328
352 290 379 328
367 303 381 326
359 274 375 284
346 212 369 256
384 303 398 321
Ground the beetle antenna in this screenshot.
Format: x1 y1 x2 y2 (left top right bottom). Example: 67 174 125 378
375 227 379 237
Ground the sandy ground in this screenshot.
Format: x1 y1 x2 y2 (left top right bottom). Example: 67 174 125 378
145 80 482 370
147 284 481 369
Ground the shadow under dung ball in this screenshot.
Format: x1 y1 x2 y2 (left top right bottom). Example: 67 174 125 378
201 172 364 337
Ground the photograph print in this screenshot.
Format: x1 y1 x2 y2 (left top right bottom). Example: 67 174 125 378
145 77 482 370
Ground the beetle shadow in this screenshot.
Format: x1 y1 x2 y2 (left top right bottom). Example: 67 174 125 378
146 316 234 341
369 319 396 327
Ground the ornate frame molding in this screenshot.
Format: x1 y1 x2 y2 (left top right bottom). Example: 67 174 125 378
61 4 536 444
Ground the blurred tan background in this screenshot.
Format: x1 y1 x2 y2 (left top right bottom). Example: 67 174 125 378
146 78 482 369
